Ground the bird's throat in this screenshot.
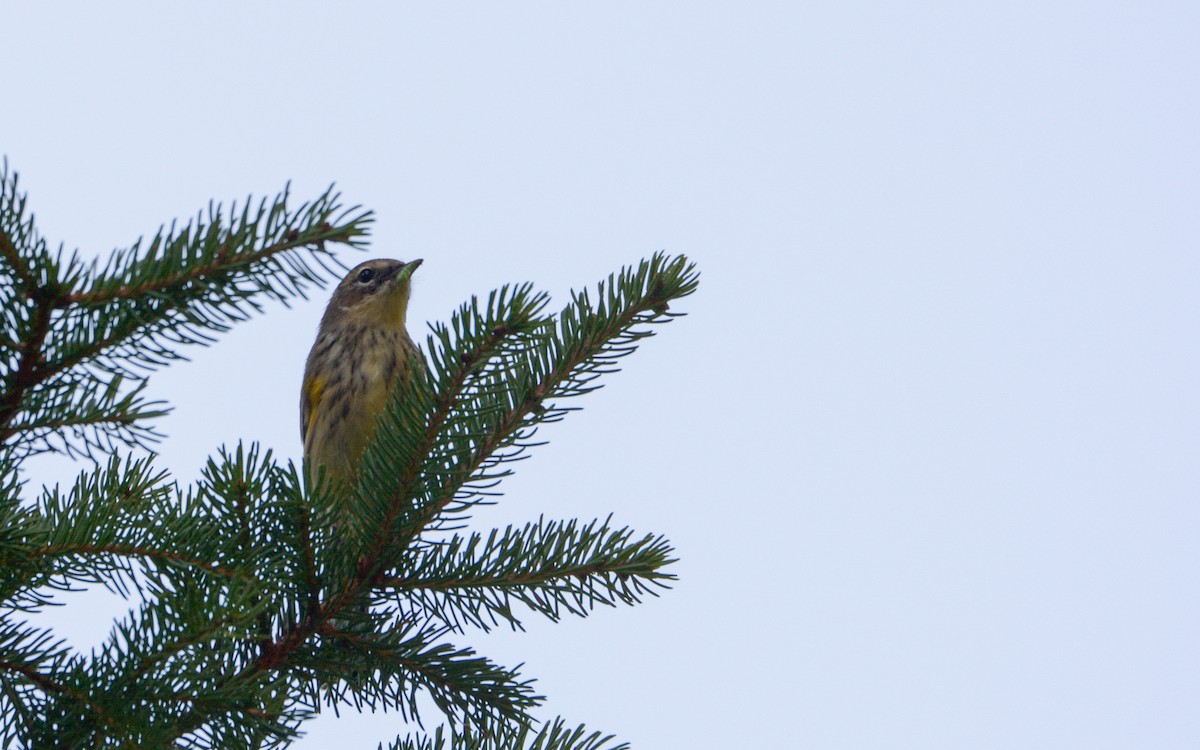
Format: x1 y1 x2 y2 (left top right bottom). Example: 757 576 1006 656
368 283 411 329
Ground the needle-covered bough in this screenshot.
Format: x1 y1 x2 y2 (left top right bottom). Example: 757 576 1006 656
0 160 699 749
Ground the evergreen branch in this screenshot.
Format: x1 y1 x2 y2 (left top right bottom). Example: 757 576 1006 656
293 495 322 630
0 474 43 611
0 371 168 459
0 622 113 740
345 285 553 608
0 232 25 285
0 161 81 440
0 164 696 743
83 566 286 747
230 256 695 736
63 186 367 307
192 446 338 634
172 693 300 750
0 659 103 721
45 186 371 379
0 659 59 698
384 717 630 750
3 455 255 606
0 679 39 748
307 624 539 735
380 518 676 632
0 173 371 466
128 613 239 682
35 310 147 377
0 283 58 440
214 286 555 721
28 542 250 581
0 159 42 289
369 283 551 514
120 450 349 743
397 253 698 539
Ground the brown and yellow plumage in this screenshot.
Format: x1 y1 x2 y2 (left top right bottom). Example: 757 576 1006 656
301 258 423 492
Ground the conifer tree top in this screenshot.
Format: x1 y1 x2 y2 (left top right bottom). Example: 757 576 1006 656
0 162 697 749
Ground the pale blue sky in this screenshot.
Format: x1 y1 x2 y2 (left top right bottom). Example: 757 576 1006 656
5 2 1199 748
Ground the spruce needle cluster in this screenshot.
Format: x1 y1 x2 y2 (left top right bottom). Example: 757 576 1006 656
0 160 698 749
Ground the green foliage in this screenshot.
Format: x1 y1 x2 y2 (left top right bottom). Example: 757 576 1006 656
0 161 698 748
385 518 676 633
384 718 630 750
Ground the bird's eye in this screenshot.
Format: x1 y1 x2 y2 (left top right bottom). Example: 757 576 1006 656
357 268 375 284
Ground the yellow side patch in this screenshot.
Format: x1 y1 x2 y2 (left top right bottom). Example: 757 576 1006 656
307 376 325 408
302 375 325 442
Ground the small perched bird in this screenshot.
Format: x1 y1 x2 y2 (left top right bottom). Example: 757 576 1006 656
301 258 423 496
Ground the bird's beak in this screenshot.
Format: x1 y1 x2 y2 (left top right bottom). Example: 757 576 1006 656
394 258 423 284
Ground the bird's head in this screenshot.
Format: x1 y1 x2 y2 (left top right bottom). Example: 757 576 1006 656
321 258 422 330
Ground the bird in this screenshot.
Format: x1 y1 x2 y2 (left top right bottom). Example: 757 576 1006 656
301 258 423 503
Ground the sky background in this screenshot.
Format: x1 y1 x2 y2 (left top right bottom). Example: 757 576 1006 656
5 2 1199 748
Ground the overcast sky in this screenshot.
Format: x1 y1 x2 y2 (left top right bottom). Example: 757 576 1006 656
5 2 1199 748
